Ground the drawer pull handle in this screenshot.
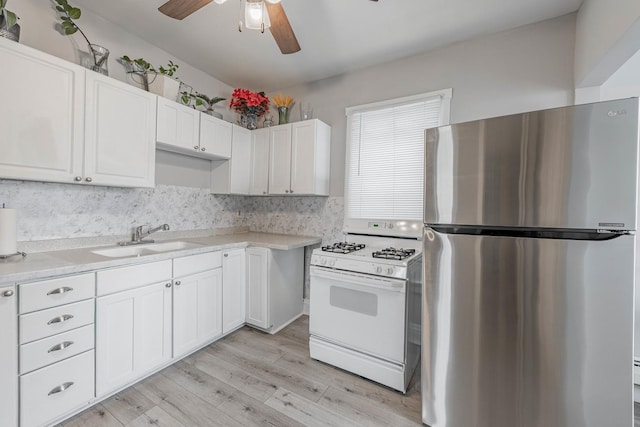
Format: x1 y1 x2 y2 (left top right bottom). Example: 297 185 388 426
47 286 74 296
47 314 74 325
2 290 14 297
48 341 74 353
48 382 74 396
174 281 181 286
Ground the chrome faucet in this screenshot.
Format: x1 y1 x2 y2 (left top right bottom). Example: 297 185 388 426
119 223 170 246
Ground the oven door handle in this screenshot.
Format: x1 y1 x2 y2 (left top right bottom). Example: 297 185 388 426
310 266 406 292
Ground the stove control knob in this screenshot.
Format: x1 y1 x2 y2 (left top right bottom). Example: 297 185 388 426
376 266 383 274
387 267 394 275
329 259 336 267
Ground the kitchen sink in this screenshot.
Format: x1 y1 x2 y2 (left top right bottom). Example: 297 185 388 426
91 241 203 258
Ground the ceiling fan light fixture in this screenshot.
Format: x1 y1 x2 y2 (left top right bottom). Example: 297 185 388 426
244 0 270 31
265 0 281 3
213 0 227 4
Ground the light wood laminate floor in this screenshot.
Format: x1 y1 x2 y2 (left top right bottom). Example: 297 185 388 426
58 315 422 426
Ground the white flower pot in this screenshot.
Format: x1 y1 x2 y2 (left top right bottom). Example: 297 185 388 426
146 73 180 102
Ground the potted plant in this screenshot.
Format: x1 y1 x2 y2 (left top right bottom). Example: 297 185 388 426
0 0 20 42
229 88 269 130
196 94 226 118
119 55 181 102
54 0 109 75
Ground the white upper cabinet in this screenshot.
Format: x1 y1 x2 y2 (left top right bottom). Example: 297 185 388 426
269 124 293 195
200 114 232 159
269 119 331 196
0 38 156 188
0 38 85 184
84 72 156 188
211 125 251 194
290 120 331 195
156 97 200 154
250 128 270 195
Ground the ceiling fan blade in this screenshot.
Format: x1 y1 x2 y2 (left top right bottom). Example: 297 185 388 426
158 0 212 20
265 2 301 55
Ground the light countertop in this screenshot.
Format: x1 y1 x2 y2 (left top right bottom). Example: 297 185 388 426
0 232 321 285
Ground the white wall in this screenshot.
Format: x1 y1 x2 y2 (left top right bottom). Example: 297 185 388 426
13 0 234 110
274 14 577 196
574 0 640 88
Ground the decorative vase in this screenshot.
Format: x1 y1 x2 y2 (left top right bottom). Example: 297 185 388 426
0 17 19 42
246 113 258 130
89 44 109 76
206 108 223 119
278 106 289 125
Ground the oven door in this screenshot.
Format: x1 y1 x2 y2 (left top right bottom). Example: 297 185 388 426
309 266 406 363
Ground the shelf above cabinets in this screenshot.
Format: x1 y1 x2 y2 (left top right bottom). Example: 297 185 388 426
156 97 232 160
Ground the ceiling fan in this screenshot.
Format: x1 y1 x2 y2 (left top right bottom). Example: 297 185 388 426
158 0 379 55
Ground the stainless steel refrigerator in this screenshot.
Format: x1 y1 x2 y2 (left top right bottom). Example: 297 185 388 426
422 98 638 427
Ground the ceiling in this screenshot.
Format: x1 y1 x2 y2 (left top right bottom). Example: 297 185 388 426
76 0 583 92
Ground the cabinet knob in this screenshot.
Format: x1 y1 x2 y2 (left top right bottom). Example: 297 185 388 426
48 382 74 396
175 280 181 286
74 176 82 182
2 290 14 297
48 341 74 353
47 314 74 325
47 286 73 296
201 147 206 152
263 191 267 195
194 146 199 150
224 253 228 257
165 282 172 288
85 177 93 183
285 190 289 193
290 189 294 194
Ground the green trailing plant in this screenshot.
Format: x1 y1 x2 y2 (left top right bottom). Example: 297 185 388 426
196 94 226 110
54 0 93 48
158 60 179 77
119 55 155 74
0 0 19 30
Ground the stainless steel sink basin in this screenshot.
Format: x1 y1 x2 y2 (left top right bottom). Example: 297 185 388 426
91 241 203 258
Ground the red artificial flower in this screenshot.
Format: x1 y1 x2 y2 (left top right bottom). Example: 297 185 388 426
229 88 270 117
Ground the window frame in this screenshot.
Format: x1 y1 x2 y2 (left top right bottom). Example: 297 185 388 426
343 88 452 237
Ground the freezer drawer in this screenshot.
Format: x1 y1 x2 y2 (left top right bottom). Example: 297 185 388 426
422 229 634 427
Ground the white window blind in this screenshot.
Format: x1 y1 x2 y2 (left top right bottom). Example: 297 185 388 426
346 90 451 221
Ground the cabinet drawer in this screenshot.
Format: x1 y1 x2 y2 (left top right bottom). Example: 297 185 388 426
19 273 95 314
174 251 222 277
97 259 172 296
20 324 94 375
20 350 95 427
20 299 94 344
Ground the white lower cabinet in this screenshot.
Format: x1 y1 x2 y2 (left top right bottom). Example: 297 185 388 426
20 350 94 427
0 285 17 427
95 280 172 397
245 247 304 333
173 268 223 358
222 249 246 334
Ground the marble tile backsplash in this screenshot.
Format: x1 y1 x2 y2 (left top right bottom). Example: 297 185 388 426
0 180 344 244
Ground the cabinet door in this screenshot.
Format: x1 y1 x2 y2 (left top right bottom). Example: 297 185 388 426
250 128 270 195
292 119 331 195
96 281 172 397
0 38 85 184
222 249 246 334
156 97 200 152
173 268 223 358
229 126 252 194
84 72 156 188
0 285 17 427
246 247 270 329
200 114 232 158
269 124 292 194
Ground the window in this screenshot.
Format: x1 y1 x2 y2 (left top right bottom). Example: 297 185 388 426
345 89 452 227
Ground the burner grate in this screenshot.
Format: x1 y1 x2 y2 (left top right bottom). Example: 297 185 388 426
321 242 365 254
372 247 416 260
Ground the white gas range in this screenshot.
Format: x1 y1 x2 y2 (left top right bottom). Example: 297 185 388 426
309 231 422 393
